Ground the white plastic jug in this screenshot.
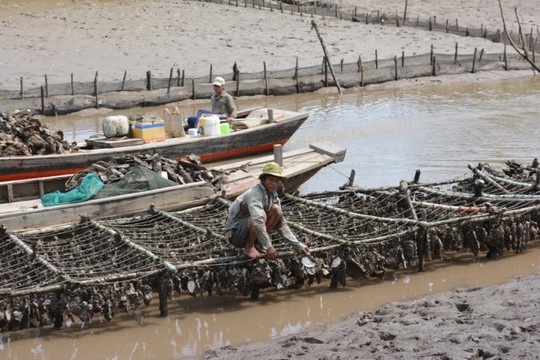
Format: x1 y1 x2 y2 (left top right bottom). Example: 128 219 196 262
198 115 220 136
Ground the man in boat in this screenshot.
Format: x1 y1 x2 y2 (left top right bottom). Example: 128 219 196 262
186 76 238 129
225 162 310 259
210 76 237 124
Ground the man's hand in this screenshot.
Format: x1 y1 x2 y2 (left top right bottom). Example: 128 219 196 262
226 116 234 124
266 246 276 260
302 247 310 256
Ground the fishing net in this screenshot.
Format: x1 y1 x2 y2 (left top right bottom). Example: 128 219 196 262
94 165 178 199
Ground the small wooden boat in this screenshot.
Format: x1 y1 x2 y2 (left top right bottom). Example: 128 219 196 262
0 108 308 182
0 141 346 231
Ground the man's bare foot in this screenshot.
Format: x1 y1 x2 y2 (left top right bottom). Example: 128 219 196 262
245 246 262 259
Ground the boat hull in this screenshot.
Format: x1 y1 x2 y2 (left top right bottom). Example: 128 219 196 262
0 141 346 232
0 110 308 182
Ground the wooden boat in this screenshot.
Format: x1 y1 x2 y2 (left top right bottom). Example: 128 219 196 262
0 108 308 182
0 141 346 231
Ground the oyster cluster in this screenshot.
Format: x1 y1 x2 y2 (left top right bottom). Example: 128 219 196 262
0 281 153 332
64 153 225 190
0 111 78 156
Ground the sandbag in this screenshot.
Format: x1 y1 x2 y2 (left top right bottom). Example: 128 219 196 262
103 115 129 138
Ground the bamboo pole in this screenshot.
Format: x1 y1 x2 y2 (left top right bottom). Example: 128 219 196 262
284 193 429 227
89 219 177 273
418 186 540 201
468 164 510 194
311 20 341 93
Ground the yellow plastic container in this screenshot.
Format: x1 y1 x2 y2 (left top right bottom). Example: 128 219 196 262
130 119 166 142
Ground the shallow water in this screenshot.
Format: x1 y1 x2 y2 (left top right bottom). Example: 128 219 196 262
5 75 540 359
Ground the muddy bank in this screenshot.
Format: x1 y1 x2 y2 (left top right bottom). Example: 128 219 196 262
204 269 540 359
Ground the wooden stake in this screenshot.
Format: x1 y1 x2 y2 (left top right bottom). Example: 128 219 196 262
359 55 364 86
122 70 127 91
295 57 300 93
403 0 408 23
167 67 173 95
504 44 508 70
146 70 152 90
71 73 74 95
273 143 283 166
94 75 99 109
40 86 44 114
44 74 49 98
263 61 269 96
19 77 23 99
235 71 240 97
394 56 398 80
471 47 477 73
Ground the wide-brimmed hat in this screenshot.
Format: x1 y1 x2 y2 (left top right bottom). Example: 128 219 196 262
212 76 225 87
259 162 287 181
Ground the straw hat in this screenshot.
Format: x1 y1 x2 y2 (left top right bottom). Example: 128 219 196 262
259 162 287 181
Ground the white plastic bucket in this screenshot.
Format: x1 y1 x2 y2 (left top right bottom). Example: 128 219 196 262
198 115 220 136
187 128 198 136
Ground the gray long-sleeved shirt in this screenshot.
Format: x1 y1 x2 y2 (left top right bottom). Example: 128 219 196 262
211 91 238 118
226 183 306 252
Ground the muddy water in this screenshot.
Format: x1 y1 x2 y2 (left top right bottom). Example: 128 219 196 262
5 76 539 359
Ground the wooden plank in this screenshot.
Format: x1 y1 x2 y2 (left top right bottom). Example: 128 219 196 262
0 182 214 231
309 141 347 162
85 137 145 149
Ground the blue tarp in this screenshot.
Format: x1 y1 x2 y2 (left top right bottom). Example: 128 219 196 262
41 172 104 207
